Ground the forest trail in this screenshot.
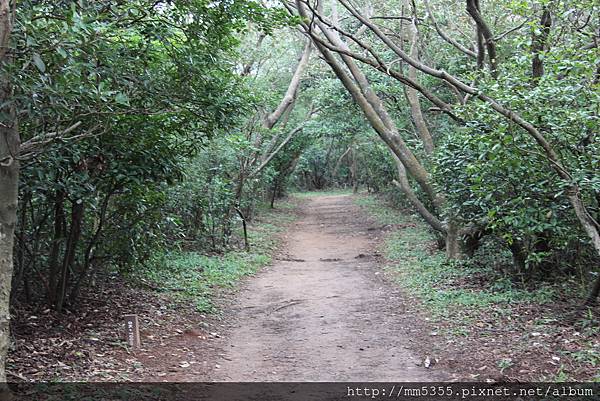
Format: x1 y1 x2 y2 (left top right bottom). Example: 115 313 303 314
210 194 447 381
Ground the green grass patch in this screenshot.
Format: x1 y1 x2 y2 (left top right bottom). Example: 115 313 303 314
354 194 409 225
137 199 297 313
141 251 270 313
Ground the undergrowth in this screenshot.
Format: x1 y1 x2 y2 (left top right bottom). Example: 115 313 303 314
135 199 297 313
354 194 558 316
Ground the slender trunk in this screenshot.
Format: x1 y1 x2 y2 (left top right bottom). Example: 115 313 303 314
531 7 552 84
270 181 278 208
0 212 15 391
351 146 358 194
70 194 110 303
475 17 486 69
332 146 351 180
48 191 66 305
250 123 305 178
391 153 445 233
272 152 302 206
466 0 498 76
55 201 84 313
403 5 435 155
568 191 600 258
241 33 266 76
224 171 246 245
423 0 477 58
234 207 249 251
0 138 17 388
0 6 17 381
11 192 28 303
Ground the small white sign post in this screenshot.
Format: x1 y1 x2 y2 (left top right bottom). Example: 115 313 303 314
124 314 141 349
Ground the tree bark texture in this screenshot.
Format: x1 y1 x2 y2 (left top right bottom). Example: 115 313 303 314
262 40 312 129
0 0 15 386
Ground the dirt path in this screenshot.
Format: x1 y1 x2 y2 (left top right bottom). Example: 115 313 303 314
210 194 448 381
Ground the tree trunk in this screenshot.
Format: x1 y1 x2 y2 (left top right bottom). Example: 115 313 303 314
234 207 249 251
70 194 110 304
55 201 84 313
390 152 446 233
508 240 528 273
0 58 18 395
299 0 442 208
48 191 66 305
331 0 600 270
270 181 278 208
263 41 312 129
11 192 28 304
466 0 498 76
332 146 351 181
403 4 435 155
0 130 18 390
531 7 552 84
585 274 600 306
0 0 16 383
224 171 246 245
351 146 358 193
445 221 462 259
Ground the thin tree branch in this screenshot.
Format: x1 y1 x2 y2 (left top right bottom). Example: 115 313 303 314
423 0 477 58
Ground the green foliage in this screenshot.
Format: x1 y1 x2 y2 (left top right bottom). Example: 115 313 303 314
435 3 599 272
295 0 598 283
10 0 289 310
356 194 558 317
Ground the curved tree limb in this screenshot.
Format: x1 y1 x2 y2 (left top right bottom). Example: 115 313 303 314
332 145 352 178
263 39 312 129
494 19 530 41
297 1 460 121
403 3 435 155
466 0 498 76
250 105 319 177
241 32 266 76
392 153 446 233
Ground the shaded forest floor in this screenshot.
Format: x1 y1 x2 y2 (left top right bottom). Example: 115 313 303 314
7 201 299 381
7 193 600 382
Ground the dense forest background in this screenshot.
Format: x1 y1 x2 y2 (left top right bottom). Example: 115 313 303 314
0 0 598 384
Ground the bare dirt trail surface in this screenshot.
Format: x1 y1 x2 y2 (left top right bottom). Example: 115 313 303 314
209 194 448 381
